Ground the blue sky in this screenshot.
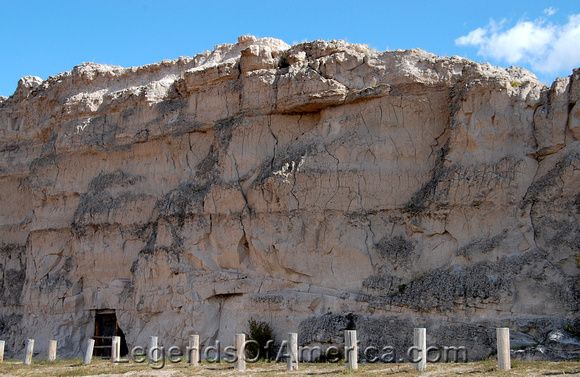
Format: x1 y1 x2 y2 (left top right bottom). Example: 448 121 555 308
1 1 578 96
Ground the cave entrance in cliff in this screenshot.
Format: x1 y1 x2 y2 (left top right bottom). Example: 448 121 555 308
93 309 128 357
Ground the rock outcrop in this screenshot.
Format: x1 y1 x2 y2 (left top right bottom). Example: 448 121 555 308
0 35 578 360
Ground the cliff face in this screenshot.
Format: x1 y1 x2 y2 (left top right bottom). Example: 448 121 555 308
0 35 578 360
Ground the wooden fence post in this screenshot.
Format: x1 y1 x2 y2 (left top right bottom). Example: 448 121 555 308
496 328 511 371
345 330 358 371
287 332 298 371
149 336 159 362
24 339 34 365
48 340 57 361
188 334 200 366
413 328 426 372
235 333 246 372
111 336 120 363
84 339 95 365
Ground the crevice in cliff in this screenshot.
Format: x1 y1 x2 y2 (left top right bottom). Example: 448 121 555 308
290 171 300 210
563 70 576 145
185 132 195 172
522 152 579 257
236 61 243 117
322 144 340 210
404 140 450 215
266 115 278 170
363 215 377 270
307 66 351 92
228 149 252 214
0 243 26 306
237 213 251 270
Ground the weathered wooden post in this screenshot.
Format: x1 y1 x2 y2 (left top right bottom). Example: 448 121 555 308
48 339 57 361
0 340 4 363
84 339 95 365
235 333 246 372
111 336 117 363
111 336 120 363
496 328 511 371
188 334 200 366
345 330 358 371
149 336 159 362
115 336 121 361
24 338 34 365
287 332 298 371
413 328 427 372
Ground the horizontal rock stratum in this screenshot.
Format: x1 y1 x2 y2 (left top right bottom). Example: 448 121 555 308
0 35 578 360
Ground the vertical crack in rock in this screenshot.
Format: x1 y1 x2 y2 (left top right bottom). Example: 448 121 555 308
404 140 450 215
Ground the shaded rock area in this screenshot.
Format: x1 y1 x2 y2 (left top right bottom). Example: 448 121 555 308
0 35 578 360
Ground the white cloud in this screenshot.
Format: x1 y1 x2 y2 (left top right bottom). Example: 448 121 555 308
456 14 580 74
455 27 486 46
544 7 557 16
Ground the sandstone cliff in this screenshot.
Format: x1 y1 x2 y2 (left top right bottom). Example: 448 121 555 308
0 35 578 360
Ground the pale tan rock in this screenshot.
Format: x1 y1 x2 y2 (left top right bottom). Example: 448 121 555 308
0 36 578 360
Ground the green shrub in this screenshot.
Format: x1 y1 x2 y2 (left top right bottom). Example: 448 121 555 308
247 318 274 360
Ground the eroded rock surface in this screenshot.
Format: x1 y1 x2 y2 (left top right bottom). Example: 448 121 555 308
0 35 578 360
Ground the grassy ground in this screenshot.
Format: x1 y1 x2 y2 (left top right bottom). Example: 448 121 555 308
0 359 578 376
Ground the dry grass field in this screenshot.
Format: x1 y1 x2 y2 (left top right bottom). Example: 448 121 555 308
0 359 579 377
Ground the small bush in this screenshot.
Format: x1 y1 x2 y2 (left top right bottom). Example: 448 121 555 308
247 318 274 360
510 80 522 88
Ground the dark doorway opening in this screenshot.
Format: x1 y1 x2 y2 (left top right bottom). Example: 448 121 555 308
93 309 128 357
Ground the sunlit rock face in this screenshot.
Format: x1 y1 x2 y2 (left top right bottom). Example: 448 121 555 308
0 35 578 360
